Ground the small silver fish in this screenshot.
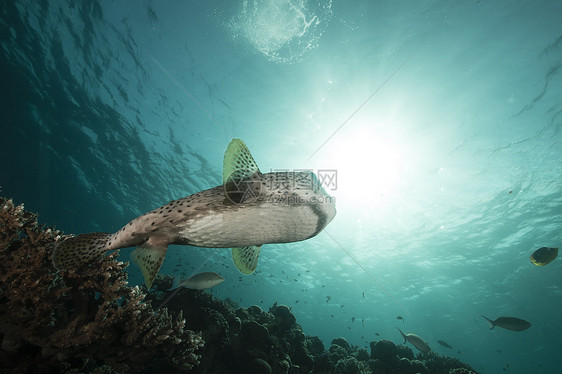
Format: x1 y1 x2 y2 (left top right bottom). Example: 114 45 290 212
437 340 453 349
172 272 224 290
397 327 431 353
52 139 336 288
481 315 531 331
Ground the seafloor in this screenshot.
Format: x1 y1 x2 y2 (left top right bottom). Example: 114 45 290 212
0 197 479 374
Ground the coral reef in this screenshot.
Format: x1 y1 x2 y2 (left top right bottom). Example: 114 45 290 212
365 338 478 374
0 197 481 373
147 279 318 374
0 198 203 373
146 278 481 374
449 368 477 374
417 351 477 374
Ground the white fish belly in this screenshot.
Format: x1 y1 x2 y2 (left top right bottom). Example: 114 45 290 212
179 205 319 247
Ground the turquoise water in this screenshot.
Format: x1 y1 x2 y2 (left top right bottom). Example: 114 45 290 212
1 1 561 373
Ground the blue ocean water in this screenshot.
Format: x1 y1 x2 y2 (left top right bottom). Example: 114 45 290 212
1 1 561 373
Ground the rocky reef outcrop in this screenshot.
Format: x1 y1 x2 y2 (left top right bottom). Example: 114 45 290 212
146 276 479 374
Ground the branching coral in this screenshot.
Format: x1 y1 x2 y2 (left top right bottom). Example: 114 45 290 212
417 351 478 374
0 197 203 372
449 368 476 374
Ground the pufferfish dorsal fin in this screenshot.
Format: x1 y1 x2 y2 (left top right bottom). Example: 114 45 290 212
223 138 261 184
232 245 262 274
223 139 263 204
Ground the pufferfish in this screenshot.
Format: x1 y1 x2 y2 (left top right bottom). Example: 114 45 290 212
52 139 336 288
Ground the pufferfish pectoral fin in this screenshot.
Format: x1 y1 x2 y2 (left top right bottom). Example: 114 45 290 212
232 245 262 274
130 238 168 289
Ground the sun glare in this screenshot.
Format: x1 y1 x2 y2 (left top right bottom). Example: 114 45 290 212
322 127 406 209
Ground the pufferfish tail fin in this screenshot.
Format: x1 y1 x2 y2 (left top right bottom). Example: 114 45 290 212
52 233 113 270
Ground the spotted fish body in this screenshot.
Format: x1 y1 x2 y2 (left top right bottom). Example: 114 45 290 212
52 139 336 288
